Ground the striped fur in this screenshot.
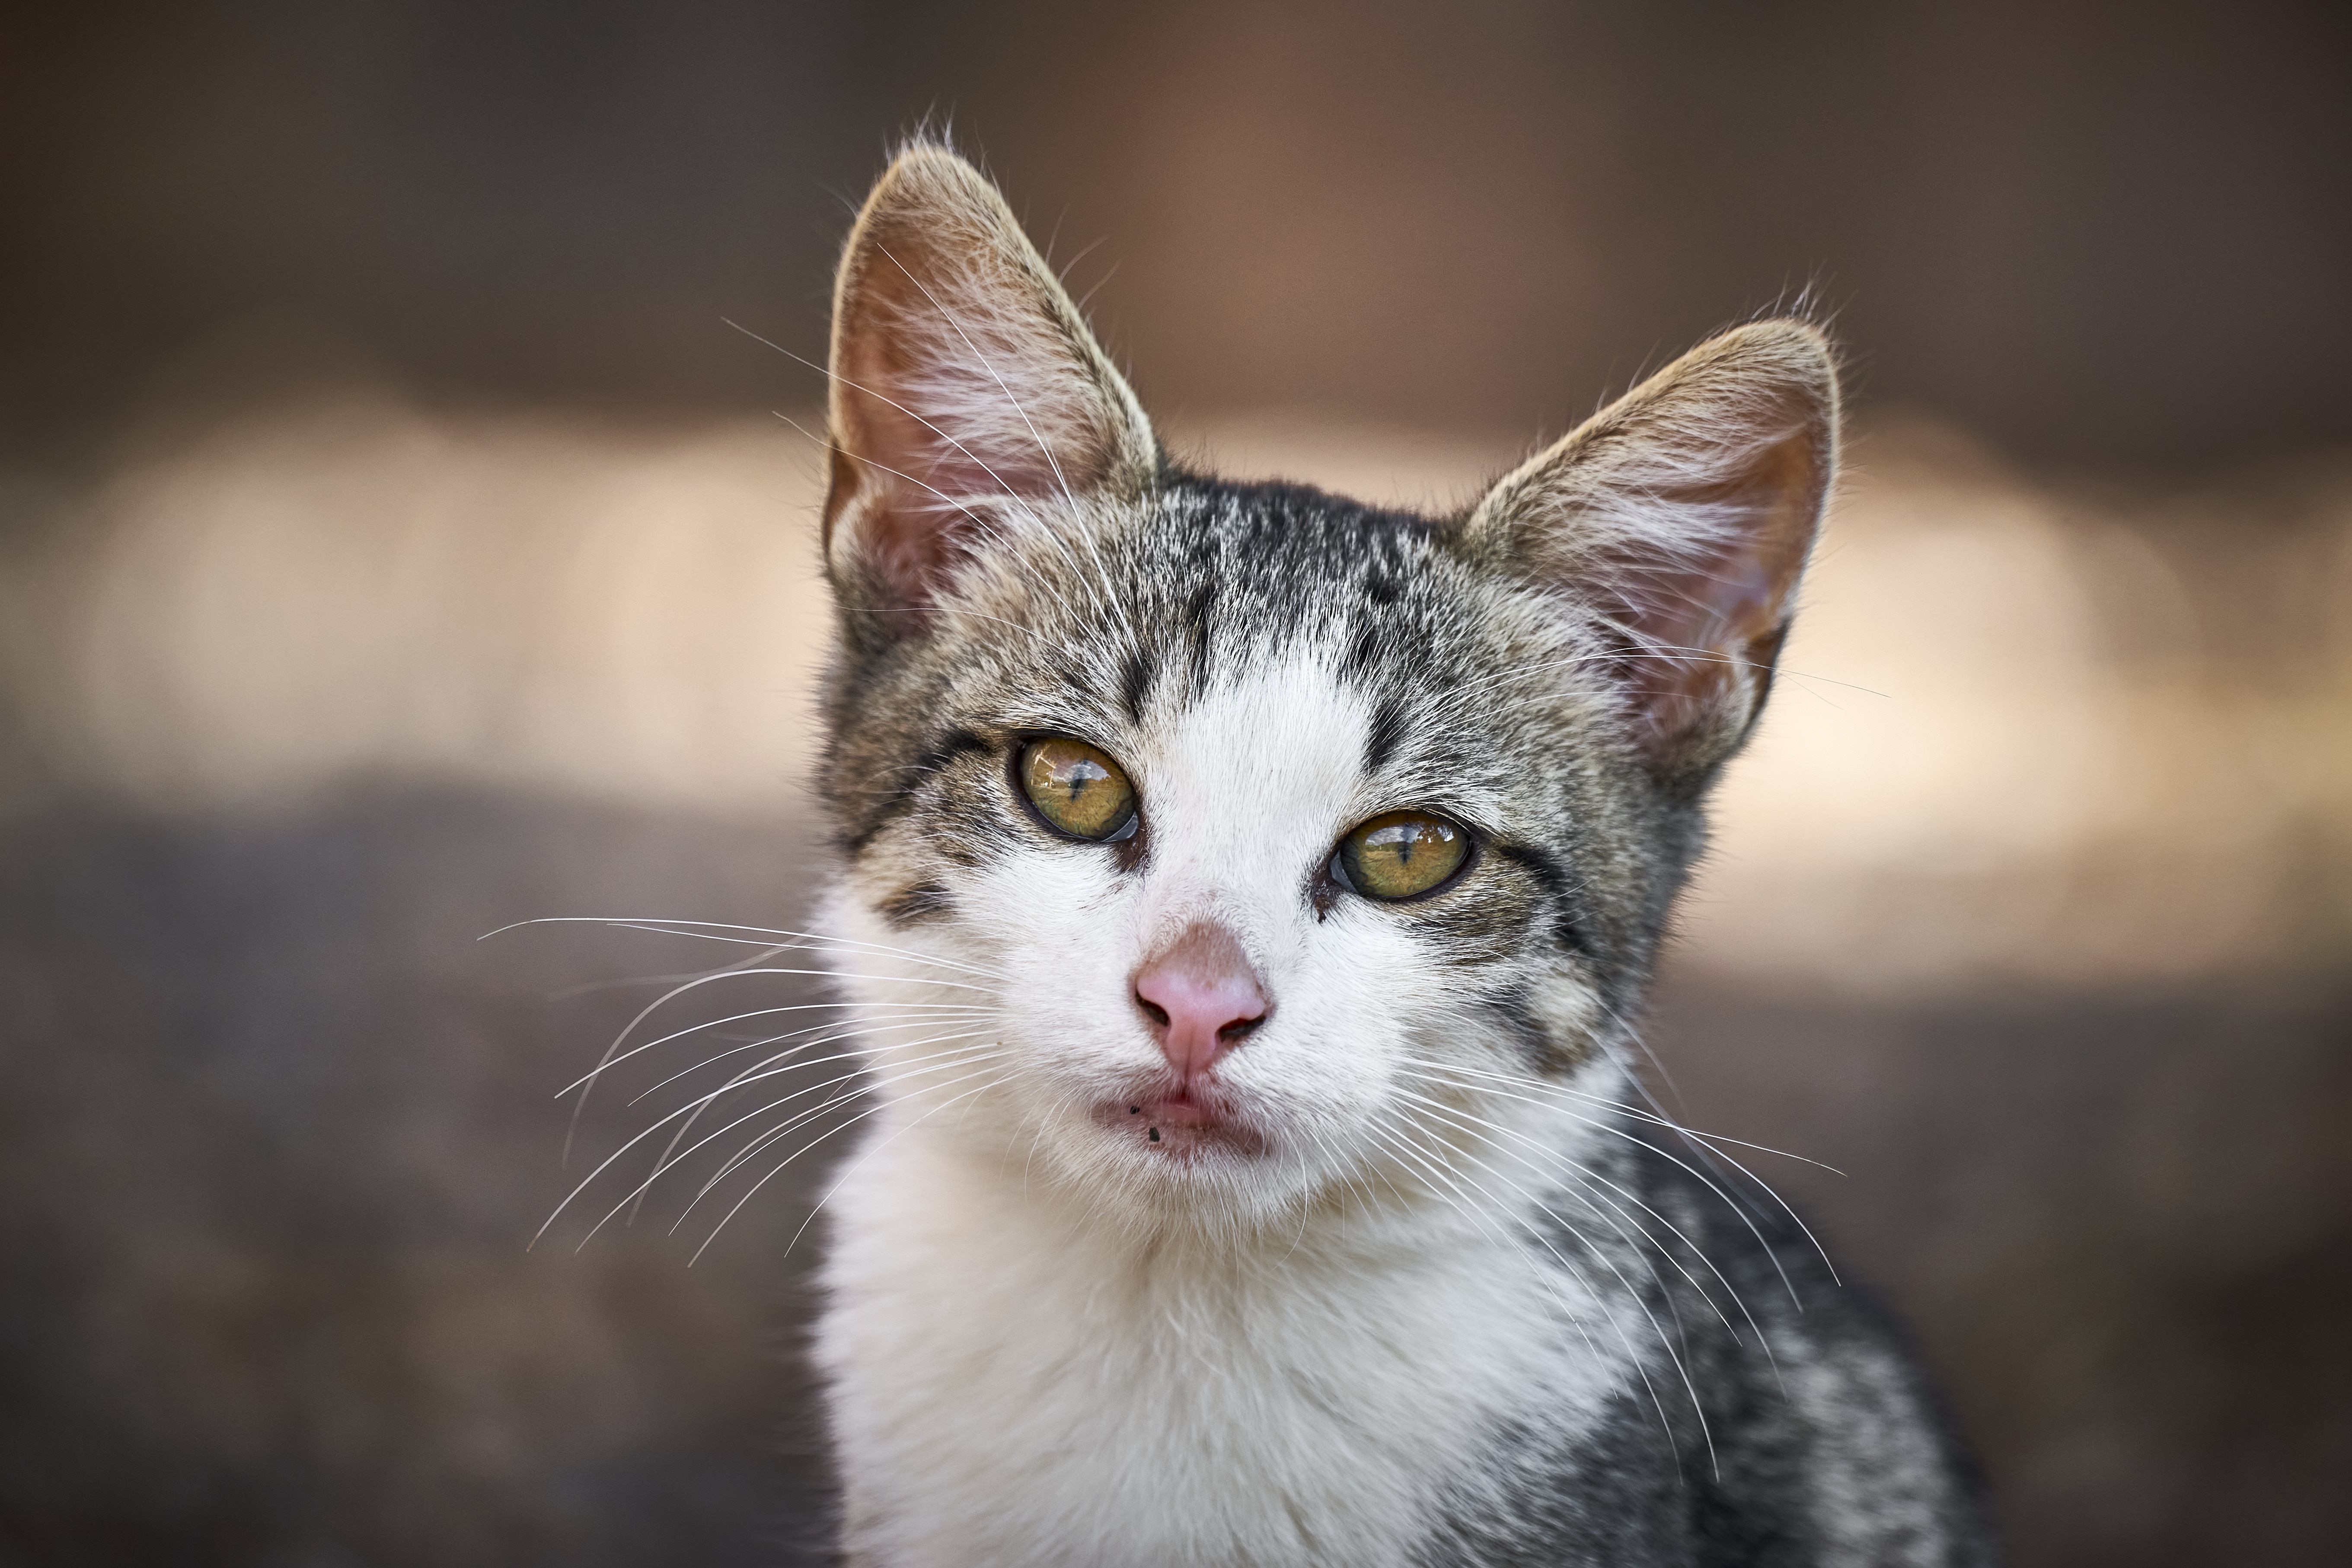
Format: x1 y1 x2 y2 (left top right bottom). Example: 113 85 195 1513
808 142 1993 1568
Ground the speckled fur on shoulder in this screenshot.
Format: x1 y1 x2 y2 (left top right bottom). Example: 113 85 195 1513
807 139 1995 1568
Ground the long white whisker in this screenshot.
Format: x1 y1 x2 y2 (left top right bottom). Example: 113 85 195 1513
1403 1059 1829 1303
1359 1120 1618 1393
600 922 1007 981
639 1025 1005 1207
1300 1115 1383 1220
613 1011 989 1225
558 1001 987 1100
1368 1116 1709 1475
1403 1056 1844 1175
779 1067 1015 1263
1391 1082 1737 1332
689 1063 1010 1265
552 963 997 1163
1487 1054 1846 1290
683 1036 1004 1198
532 1028 992 1249
1395 1068 1781 1357
627 1010 993 1104
489 914 1010 982
570 1037 1006 1248
1386 1077 1781 1392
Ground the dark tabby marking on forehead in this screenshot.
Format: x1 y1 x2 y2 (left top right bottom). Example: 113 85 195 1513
807 141 1994 1568
1182 581 1216 694
1364 694 1410 776
1117 646 1155 725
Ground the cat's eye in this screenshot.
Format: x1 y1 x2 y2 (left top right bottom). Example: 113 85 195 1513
1335 811 1471 901
1018 737 1139 842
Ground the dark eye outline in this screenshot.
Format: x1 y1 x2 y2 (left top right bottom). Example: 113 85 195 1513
1010 734 1141 844
1326 810 1479 904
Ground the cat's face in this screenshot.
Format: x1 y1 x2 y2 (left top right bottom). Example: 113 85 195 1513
814 147 1835 1233
824 482 1632 1228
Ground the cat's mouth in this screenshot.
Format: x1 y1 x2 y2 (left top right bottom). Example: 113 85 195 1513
1091 1087 1268 1161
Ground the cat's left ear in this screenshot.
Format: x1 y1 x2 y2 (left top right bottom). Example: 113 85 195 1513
822 143 1156 628
1464 320 1838 782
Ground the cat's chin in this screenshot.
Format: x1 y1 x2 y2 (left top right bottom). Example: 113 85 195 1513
1088 1090 1270 1164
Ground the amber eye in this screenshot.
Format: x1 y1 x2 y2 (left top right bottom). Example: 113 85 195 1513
1018 737 1139 842
1337 811 1471 901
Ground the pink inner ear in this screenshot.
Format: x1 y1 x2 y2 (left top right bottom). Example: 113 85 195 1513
823 211 1106 619
1612 432 1822 761
831 364 1047 613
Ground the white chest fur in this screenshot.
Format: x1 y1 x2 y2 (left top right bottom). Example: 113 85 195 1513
816 1124 1628 1568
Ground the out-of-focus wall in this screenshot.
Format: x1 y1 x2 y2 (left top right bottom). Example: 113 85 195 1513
3 3 2349 1565
6 1 2349 471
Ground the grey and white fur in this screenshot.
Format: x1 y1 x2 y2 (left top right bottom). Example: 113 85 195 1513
802 142 1995 1567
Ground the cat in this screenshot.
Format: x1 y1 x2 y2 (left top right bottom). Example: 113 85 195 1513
804 141 1995 1567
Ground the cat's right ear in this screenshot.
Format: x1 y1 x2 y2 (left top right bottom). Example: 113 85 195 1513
822 144 1155 629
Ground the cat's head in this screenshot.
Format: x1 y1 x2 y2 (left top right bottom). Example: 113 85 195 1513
814 144 1835 1233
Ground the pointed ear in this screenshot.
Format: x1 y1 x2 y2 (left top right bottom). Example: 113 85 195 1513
1465 320 1838 780
823 144 1155 626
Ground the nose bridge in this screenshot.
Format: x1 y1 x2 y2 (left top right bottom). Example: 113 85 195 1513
1136 919 1262 997
1134 770 1320 968
1127 646 1362 1007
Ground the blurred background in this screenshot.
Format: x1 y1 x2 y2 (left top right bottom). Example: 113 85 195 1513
3 2 2348 1564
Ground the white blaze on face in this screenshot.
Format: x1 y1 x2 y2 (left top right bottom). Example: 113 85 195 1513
934 648 1480 1206
1128 649 1369 974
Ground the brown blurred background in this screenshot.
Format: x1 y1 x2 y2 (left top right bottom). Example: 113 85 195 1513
3 2 2348 1565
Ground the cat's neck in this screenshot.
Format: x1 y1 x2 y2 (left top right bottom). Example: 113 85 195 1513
816 1071 1641 1568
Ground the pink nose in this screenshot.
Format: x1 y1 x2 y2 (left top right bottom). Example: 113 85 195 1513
1132 923 1269 1087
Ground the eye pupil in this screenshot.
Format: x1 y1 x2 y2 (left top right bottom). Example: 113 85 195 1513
1340 811 1469 901
1019 738 1138 842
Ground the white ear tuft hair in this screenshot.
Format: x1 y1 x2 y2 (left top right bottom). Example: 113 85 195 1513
823 142 1155 624
1466 320 1839 778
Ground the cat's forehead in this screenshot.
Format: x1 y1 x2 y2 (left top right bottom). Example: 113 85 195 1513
1090 476 1508 687
1142 476 1456 604
942 476 1548 750
1133 650 1374 858
922 479 1560 825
